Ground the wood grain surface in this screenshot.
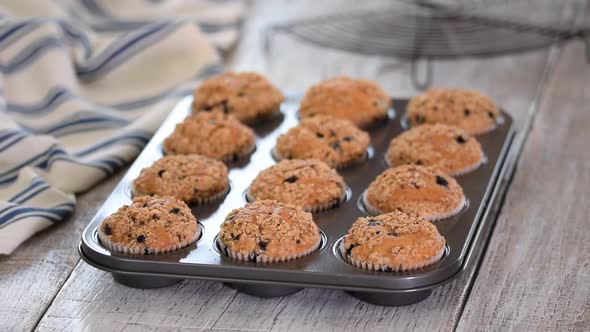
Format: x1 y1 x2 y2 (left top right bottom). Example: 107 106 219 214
456 41 590 332
0 170 126 331
32 1 562 331
2 0 587 331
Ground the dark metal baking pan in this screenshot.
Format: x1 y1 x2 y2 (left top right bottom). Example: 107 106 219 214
79 93 515 306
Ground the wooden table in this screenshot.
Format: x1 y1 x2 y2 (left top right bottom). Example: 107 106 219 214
2 1 589 331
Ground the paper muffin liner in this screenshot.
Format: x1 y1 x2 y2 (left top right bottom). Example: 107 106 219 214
131 184 230 207
272 147 368 170
245 189 347 213
98 225 201 255
339 240 445 272
217 236 321 263
384 153 483 176
241 107 281 125
362 191 466 222
188 184 230 206
221 143 257 164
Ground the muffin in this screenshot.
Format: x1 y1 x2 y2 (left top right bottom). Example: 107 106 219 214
299 76 391 128
385 124 483 175
341 211 445 272
163 111 256 162
192 71 284 123
132 155 229 205
98 196 199 255
217 200 321 263
406 88 500 135
274 115 370 169
363 165 465 221
247 159 347 212
299 76 390 128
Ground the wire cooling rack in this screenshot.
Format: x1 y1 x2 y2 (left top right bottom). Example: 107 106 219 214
264 0 589 88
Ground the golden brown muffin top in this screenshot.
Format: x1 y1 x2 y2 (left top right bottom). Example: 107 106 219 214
132 155 229 204
407 88 499 135
275 115 370 168
365 165 464 220
99 196 198 253
386 124 482 175
299 76 390 128
163 111 255 161
218 200 320 259
192 71 284 123
343 211 445 270
248 159 346 211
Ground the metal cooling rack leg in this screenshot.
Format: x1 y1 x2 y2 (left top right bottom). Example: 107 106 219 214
411 58 433 90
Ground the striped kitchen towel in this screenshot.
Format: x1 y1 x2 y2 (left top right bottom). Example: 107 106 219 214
0 0 245 254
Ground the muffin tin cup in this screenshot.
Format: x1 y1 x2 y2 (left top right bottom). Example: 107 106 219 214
245 189 348 213
340 241 447 272
97 224 202 255
79 95 515 306
361 190 467 222
271 147 370 170
130 184 231 207
219 236 322 264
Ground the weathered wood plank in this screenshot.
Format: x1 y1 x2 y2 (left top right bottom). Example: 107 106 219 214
456 40 590 332
0 170 125 331
34 0 558 331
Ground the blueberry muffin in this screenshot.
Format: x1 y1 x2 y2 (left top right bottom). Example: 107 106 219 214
386 124 483 175
98 196 199 255
274 115 370 169
247 159 347 212
163 111 256 162
363 165 465 221
407 88 500 135
132 155 229 205
341 211 445 272
192 71 284 123
217 200 321 263
299 76 390 128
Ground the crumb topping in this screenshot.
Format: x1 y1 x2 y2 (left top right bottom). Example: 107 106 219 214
133 155 229 204
218 200 320 259
386 124 482 175
275 115 370 168
248 159 346 210
99 196 198 253
163 111 256 161
365 165 464 219
343 211 445 269
299 76 390 128
407 88 499 135
192 71 285 123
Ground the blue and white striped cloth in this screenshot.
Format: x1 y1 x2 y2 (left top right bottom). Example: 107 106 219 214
0 0 244 254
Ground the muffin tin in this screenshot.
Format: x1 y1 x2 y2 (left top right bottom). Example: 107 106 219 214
79 93 515 306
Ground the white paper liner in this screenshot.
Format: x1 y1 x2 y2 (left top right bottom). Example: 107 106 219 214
218 236 321 263
339 240 445 272
245 189 347 213
272 147 368 170
361 191 466 222
98 225 201 255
